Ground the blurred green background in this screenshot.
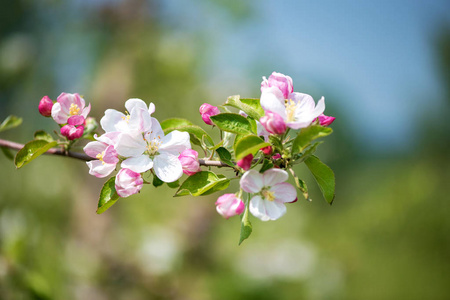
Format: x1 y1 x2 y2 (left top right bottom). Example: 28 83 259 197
1 1 449 299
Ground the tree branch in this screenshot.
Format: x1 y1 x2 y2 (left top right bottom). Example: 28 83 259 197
0 138 232 167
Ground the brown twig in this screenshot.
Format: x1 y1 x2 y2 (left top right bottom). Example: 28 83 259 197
0 138 232 167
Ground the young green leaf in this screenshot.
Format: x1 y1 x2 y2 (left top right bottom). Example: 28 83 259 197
216 147 235 167
234 135 270 161
166 180 180 189
304 155 335 204
175 171 230 197
164 125 214 147
0 146 14 160
291 125 332 155
239 204 252 245
0 115 22 133
152 175 164 187
260 159 274 173
34 130 54 142
289 168 309 200
160 118 193 131
225 95 263 120
14 140 58 169
209 113 253 135
97 177 120 214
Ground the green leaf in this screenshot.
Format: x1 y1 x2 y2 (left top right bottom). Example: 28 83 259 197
225 95 263 120
298 141 322 163
216 147 235 167
175 171 230 197
260 159 274 173
34 130 54 142
164 125 214 147
239 204 252 245
234 135 270 161
291 125 332 155
210 113 253 135
14 140 58 169
206 139 223 151
247 117 258 134
167 180 180 188
304 155 335 204
152 175 164 187
0 146 14 160
160 118 193 130
289 168 309 200
97 177 120 214
269 135 283 152
0 115 22 133
199 174 230 196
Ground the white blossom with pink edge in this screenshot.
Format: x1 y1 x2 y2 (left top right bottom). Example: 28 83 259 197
115 168 143 198
51 93 91 124
240 169 296 221
100 98 155 134
178 149 201 176
84 132 120 178
261 72 294 99
115 117 191 183
215 194 245 219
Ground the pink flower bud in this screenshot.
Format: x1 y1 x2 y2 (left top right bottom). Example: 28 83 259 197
38 96 53 117
61 124 84 140
317 114 336 126
215 193 245 219
199 103 220 125
272 153 282 160
115 168 143 198
261 72 293 99
260 111 286 135
178 149 201 176
261 146 273 155
237 154 253 171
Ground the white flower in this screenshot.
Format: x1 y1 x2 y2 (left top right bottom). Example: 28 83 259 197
240 168 297 221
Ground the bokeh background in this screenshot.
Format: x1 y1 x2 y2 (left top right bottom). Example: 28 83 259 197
1 1 449 299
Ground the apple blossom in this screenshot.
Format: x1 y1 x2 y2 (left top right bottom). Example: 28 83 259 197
115 117 191 183
261 146 273 155
237 154 253 171
60 115 86 140
240 169 296 221
261 72 294 100
115 168 143 198
178 149 201 176
215 194 245 219
260 111 287 135
199 103 220 125
318 113 336 127
51 93 91 125
38 96 53 117
84 132 120 178
260 87 325 130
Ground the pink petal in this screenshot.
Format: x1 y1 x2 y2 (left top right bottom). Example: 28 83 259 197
271 182 297 203
240 170 264 193
262 168 288 187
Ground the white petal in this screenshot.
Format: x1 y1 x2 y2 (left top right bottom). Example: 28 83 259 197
262 168 289 187
240 170 264 193
115 133 146 157
148 102 155 115
121 155 153 173
125 98 148 112
271 183 297 203
159 130 191 156
128 107 152 133
249 195 286 221
153 153 183 182
83 141 106 158
260 87 287 119
100 109 126 132
51 103 68 124
86 160 116 178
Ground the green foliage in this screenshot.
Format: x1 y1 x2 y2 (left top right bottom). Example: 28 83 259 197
14 140 58 169
164 124 214 147
239 203 252 245
216 147 235 167
224 95 264 120
210 113 253 135
304 155 335 204
260 159 274 173
175 171 230 197
97 176 120 214
152 175 164 187
160 118 193 130
33 130 54 142
0 115 22 133
234 134 269 160
291 125 332 154
0 146 14 160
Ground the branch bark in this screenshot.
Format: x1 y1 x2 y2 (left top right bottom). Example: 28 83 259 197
0 138 232 167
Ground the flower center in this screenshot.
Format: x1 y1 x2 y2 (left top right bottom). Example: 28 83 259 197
146 136 162 156
96 151 105 164
121 111 131 123
69 103 81 116
261 189 275 202
285 99 297 123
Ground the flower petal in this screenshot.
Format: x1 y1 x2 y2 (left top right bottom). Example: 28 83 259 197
159 130 191 156
271 182 297 203
100 109 126 132
262 168 289 187
240 170 264 193
86 160 116 178
125 98 148 113
153 152 183 182
249 195 287 221
51 102 68 124
115 132 146 157
83 141 106 158
121 155 153 173
260 87 287 119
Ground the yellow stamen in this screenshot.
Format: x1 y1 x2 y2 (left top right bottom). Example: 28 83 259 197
262 189 276 202
285 99 297 123
96 151 105 165
146 136 162 156
121 111 131 123
69 103 80 116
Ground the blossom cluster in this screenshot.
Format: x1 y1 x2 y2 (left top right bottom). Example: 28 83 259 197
33 71 335 243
